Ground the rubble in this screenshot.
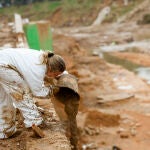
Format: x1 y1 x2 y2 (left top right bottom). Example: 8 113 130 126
84 125 101 136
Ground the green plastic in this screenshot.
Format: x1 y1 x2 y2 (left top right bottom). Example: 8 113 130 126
24 24 40 50
24 23 53 51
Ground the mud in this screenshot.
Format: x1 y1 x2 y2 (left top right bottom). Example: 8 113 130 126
85 110 120 127
11 92 23 101
111 52 150 67
52 7 150 149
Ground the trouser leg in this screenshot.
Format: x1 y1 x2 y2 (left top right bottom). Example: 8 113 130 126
0 66 43 130
14 97 43 128
64 100 79 150
0 86 16 139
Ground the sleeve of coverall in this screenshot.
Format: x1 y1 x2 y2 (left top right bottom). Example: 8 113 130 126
32 71 69 97
31 81 51 98
28 71 68 98
22 70 51 98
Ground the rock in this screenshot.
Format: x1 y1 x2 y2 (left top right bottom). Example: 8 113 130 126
130 128 137 136
17 143 20 146
84 126 101 136
118 128 130 138
120 132 129 138
117 127 126 134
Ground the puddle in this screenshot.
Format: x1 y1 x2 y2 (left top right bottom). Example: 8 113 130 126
103 52 142 71
102 52 150 84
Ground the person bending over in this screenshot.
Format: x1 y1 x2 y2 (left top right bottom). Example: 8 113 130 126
0 48 66 139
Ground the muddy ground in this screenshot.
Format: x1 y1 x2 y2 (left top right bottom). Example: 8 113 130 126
53 22 150 150
0 1 150 150
52 3 150 149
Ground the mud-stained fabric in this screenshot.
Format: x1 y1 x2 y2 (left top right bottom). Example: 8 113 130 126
64 100 79 150
0 48 67 139
0 66 43 139
0 86 16 139
0 48 50 97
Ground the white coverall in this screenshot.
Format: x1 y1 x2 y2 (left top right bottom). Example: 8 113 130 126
0 48 50 139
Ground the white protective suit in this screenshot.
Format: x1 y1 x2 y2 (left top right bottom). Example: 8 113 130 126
0 48 51 139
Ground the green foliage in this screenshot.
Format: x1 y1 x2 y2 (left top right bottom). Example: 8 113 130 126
0 0 144 25
62 0 101 12
0 1 61 21
60 0 102 26
141 14 150 24
49 1 61 11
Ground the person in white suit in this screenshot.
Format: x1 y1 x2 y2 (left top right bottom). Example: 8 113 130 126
0 48 66 139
